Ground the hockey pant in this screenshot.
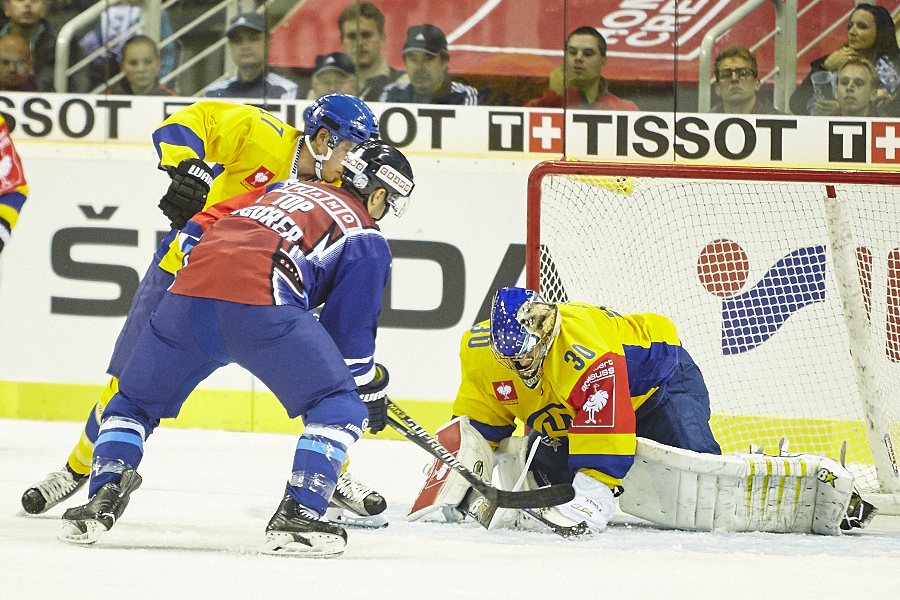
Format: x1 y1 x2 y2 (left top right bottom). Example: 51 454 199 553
89 293 368 515
531 347 721 486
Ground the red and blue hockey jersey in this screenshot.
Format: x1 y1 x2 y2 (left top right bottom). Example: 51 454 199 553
169 179 390 384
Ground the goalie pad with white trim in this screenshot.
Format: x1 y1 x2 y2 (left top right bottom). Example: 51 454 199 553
619 438 855 535
407 416 494 522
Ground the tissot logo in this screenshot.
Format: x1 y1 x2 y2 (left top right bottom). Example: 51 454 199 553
871 122 900 163
828 121 866 162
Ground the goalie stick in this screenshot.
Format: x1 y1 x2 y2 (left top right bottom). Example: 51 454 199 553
385 400 575 509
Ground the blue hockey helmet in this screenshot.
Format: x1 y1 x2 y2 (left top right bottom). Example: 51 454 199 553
303 93 379 149
341 139 414 219
489 287 559 388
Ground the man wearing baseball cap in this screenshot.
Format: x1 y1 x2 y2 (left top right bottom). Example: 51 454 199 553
306 52 356 99
379 24 478 105
202 12 299 100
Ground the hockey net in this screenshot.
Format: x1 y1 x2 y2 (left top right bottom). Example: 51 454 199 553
527 161 900 501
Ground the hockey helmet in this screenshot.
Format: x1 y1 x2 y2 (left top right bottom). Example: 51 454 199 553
489 287 560 388
341 139 414 219
303 93 379 149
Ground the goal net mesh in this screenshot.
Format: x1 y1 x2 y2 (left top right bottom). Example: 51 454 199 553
530 163 900 494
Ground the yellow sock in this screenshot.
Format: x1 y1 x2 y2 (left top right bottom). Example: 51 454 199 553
65 377 118 476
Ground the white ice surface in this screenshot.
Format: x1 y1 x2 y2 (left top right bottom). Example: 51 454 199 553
3 418 899 600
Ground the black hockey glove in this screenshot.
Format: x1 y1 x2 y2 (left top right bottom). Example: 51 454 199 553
358 363 390 434
159 158 214 230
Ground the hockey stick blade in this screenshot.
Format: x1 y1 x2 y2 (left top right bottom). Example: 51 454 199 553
522 509 593 539
385 400 575 509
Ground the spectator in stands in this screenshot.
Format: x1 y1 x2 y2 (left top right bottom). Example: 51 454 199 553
711 46 782 114
526 26 638 111
379 24 478 105
306 52 356 99
107 35 174 96
790 3 900 116
77 0 178 93
0 33 35 90
813 57 882 117
0 0 55 92
338 1 404 101
201 12 298 101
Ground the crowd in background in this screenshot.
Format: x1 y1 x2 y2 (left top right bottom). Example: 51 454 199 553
0 0 898 117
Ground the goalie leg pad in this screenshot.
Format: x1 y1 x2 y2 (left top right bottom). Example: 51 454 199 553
620 438 855 535
489 436 537 530
407 416 494 522
494 435 534 492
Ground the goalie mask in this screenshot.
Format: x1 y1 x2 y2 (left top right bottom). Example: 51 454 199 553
303 94 380 179
489 287 560 388
341 139 414 219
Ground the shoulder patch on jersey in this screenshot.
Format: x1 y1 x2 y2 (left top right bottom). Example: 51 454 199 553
492 380 518 404
568 353 625 430
244 166 275 189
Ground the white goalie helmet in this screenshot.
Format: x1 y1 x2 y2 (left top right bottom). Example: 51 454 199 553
489 287 560 388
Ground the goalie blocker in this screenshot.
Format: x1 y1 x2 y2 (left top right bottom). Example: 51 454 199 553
409 419 869 536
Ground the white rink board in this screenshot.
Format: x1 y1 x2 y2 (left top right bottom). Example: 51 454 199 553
0 143 535 401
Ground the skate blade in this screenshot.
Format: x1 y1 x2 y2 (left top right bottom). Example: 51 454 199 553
258 531 346 558
325 506 388 529
58 519 107 545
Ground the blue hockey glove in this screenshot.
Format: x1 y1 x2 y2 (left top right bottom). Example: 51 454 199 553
358 364 390 434
159 158 214 230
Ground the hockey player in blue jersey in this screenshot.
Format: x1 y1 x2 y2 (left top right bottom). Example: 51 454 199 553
57 139 415 557
22 95 389 527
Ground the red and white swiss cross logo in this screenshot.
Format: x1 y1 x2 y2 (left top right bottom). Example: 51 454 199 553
528 112 563 154
244 166 275 189
871 122 900 163
492 380 518 404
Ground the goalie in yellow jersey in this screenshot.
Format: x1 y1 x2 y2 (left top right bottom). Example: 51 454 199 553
410 287 872 536
21 95 390 528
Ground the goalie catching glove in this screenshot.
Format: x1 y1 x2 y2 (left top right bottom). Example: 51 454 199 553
159 158 215 230
556 471 616 533
358 363 389 434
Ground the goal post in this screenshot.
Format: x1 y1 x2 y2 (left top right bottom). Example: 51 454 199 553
526 160 900 506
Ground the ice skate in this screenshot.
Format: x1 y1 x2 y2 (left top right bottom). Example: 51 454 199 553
21 467 88 515
325 470 388 529
841 491 878 531
58 469 142 545
260 493 347 558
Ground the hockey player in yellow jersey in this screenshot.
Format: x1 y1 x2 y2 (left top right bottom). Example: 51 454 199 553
22 95 389 526
410 286 721 533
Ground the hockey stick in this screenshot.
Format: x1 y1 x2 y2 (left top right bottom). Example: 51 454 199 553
385 399 575 509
